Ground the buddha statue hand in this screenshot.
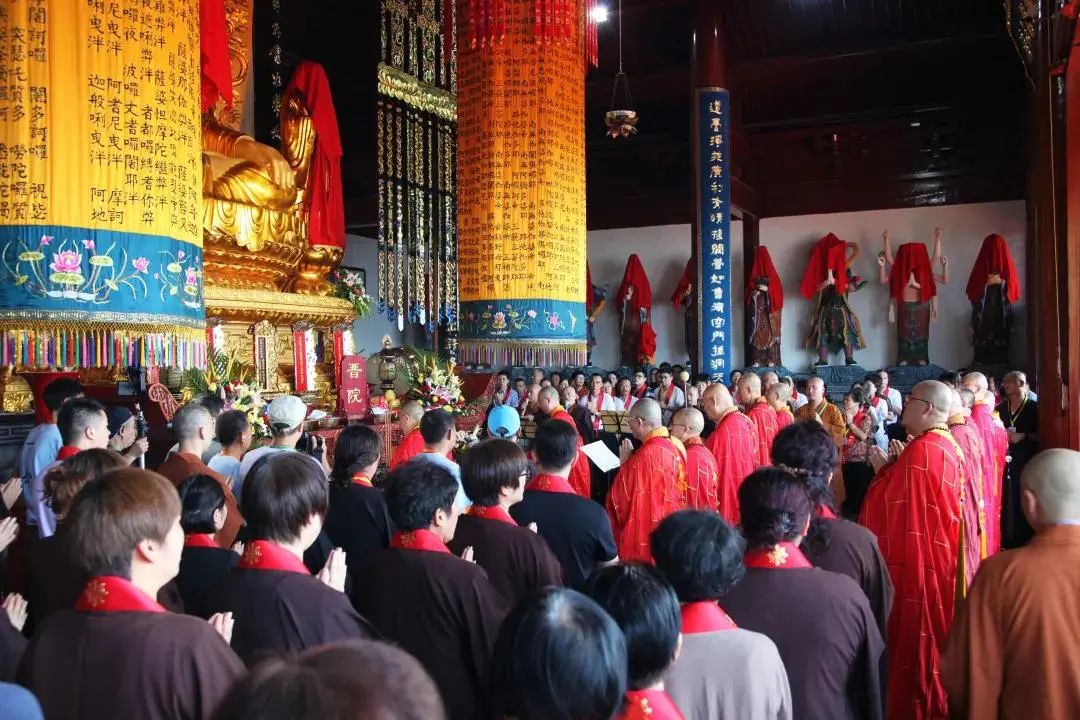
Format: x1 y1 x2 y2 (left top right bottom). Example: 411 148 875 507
232 137 295 188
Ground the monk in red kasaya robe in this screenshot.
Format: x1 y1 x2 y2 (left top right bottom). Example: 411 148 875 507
767 383 794 431
390 400 426 469
963 372 1006 555
701 384 758 526
607 399 686 563
670 407 719 511
738 374 777 467
860 380 964 720
948 388 987 588
537 386 592 499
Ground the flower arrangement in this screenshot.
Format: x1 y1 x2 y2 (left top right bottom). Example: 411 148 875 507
180 351 269 438
331 268 372 319
402 349 467 416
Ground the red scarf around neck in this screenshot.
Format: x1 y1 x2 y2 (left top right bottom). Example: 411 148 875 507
467 504 517 526
392 528 451 554
184 533 218 549
527 473 576 495
76 576 166 613
56 445 80 461
744 541 813 570
681 601 737 634
351 472 373 487
239 540 310 574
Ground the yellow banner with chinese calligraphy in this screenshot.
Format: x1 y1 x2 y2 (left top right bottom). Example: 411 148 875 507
457 0 587 368
0 0 205 371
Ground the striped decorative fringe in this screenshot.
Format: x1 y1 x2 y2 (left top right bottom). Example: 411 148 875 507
0 328 207 371
458 340 587 369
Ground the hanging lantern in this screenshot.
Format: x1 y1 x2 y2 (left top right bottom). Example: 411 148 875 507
603 0 637 138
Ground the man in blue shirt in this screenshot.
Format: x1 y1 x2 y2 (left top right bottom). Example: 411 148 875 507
408 408 469 511
18 378 84 533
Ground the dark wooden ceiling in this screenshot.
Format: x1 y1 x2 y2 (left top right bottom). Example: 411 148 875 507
271 0 1028 231
585 0 1028 228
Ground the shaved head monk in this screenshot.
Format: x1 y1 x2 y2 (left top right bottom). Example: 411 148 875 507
767 382 794 431
795 376 846 504
391 400 426 469
606 399 686 563
962 371 1007 554
537 386 592 499
737 374 778 467
700 384 757 525
947 388 988 588
861 380 964 720
944 449 1080 720
670 407 719 511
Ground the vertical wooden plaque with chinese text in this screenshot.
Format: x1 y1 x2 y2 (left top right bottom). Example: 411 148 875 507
338 354 370 418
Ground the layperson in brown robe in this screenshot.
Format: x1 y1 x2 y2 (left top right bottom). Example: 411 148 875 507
493 587 627 720
22 448 128 634
17 468 244 720
583 564 686 720
651 511 792 720
943 449 1080 720
354 461 507 720
175 475 239 619
156 403 243 548
208 452 377 665
770 421 894 639
449 438 563 605
323 424 392 608
510 420 618 588
211 641 447 720
721 468 884 720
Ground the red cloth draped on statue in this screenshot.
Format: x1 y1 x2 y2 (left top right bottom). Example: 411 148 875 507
949 418 988 587
966 234 1021 304
799 233 849 299
200 0 232 112
285 62 345 250
889 243 936 303
606 428 686 563
549 407 592 499
704 410 758 525
745 246 783 310
617 254 657 363
683 437 719 511
672 259 693 309
969 404 1006 555
746 400 778 468
860 428 964 720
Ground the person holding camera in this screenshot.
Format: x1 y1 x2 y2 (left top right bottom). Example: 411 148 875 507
105 406 150 466
238 395 329 483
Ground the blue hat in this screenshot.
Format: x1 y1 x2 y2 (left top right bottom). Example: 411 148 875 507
487 404 521 439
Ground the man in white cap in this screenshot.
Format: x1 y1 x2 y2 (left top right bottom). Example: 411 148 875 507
238 394 327 481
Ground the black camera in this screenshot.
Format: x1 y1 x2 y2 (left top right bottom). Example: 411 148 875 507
298 431 325 458
133 403 150 439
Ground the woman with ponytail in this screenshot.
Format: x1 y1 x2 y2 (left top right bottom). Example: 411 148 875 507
721 467 885 720
771 421 893 639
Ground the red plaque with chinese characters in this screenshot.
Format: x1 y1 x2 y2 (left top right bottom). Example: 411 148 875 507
338 354 369 418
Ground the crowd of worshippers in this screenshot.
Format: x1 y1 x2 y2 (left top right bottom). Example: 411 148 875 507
0 361 1069 720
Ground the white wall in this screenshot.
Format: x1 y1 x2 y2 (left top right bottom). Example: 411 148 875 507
586 200 1027 373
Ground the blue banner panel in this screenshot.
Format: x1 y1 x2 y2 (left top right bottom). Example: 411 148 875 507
695 89 732 380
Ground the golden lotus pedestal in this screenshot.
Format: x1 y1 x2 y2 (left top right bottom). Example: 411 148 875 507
204 286 357 411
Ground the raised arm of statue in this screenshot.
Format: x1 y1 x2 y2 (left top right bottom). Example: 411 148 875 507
877 251 889 284
930 295 939 322
882 230 894 266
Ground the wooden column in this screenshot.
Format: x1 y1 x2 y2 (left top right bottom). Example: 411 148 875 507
1029 0 1080 450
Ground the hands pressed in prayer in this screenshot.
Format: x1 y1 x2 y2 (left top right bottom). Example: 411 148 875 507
317 548 348 593
460 546 475 564
207 612 234 645
869 447 890 474
3 593 28 632
230 541 245 556
619 438 634 464
1 476 22 511
1007 431 1024 444
888 439 906 459
0 516 18 554
528 522 538 534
